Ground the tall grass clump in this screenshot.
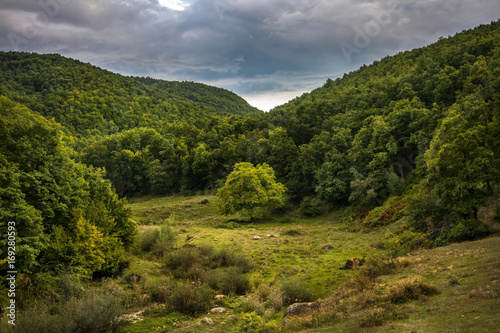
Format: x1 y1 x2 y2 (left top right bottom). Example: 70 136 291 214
5 292 124 333
169 281 214 316
137 219 176 258
280 277 315 305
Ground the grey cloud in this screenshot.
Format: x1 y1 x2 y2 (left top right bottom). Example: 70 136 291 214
0 0 499 110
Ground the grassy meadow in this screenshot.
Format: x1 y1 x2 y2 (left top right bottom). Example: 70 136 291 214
112 194 500 332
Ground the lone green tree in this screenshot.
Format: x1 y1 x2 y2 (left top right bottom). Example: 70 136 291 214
217 162 286 219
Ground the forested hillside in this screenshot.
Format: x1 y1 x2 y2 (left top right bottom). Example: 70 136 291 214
2 21 499 226
259 20 499 246
1 18 499 333
0 52 259 137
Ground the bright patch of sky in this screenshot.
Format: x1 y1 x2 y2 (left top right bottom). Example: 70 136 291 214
158 0 190 11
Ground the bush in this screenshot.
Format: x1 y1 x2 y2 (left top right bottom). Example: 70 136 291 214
169 281 214 316
362 196 406 228
210 248 253 273
300 197 326 217
137 223 176 258
363 256 397 279
204 267 251 295
385 229 432 257
358 307 387 328
57 273 85 299
71 293 124 332
280 278 315 305
10 292 124 333
266 288 284 311
145 277 174 303
164 245 210 279
283 229 301 236
165 245 253 280
240 295 266 315
435 219 489 246
494 202 500 222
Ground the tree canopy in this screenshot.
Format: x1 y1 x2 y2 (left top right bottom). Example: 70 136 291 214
0 96 135 277
217 162 286 218
1 20 499 244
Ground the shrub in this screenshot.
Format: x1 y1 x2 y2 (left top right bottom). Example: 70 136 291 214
283 229 301 236
169 281 214 316
280 278 315 305
385 229 432 257
211 248 253 273
145 277 174 303
266 288 284 311
57 273 85 299
240 295 266 315
435 219 489 246
204 267 251 295
300 197 326 217
363 256 397 279
71 293 124 332
362 196 406 228
494 202 500 222
11 292 124 333
165 245 253 280
164 245 210 279
358 307 387 328
137 223 176 258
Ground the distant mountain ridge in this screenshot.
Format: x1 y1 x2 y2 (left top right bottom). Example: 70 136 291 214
0 51 260 136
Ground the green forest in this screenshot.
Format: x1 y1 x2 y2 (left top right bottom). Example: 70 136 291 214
1 20 499 332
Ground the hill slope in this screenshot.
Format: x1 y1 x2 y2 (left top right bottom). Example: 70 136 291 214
264 20 500 205
0 52 260 136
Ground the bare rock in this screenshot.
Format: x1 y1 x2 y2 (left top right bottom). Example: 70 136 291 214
252 236 261 240
210 306 226 313
215 294 226 301
201 317 214 325
283 302 318 319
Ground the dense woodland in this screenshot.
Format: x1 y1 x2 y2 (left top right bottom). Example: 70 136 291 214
0 20 499 328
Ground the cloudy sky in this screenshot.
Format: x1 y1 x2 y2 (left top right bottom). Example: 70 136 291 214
1 0 499 110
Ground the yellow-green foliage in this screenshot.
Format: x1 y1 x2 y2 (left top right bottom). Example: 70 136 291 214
385 229 432 257
46 211 125 275
217 162 286 217
0 96 135 278
362 196 406 228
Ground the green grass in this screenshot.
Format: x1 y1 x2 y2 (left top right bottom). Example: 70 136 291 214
118 195 500 332
302 236 500 333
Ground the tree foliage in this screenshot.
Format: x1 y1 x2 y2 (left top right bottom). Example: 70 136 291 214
217 163 286 218
0 96 135 276
1 20 500 245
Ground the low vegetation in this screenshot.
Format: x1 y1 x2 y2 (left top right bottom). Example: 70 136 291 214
3 194 498 332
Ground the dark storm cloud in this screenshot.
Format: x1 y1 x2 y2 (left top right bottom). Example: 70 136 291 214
1 0 499 110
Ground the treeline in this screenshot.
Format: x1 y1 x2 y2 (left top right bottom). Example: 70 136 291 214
79 20 500 210
1 20 499 249
0 52 259 137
